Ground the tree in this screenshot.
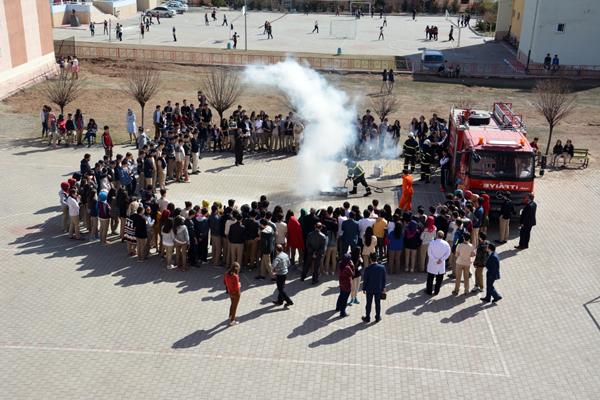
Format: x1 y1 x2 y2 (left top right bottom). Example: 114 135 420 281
201 68 244 125
533 80 576 156
42 72 85 115
371 93 399 122
123 66 161 130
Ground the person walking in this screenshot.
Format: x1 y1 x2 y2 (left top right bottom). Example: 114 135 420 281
387 69 394 93
481 243 502 303
336 253 354 317
380 69 388 93
224 262 241 326
172 26 177 42
312 20 319 33
516 193 536 250
272 245 294 306
426 231 451 296
448 26 454 41
302 222 327 283
453 233 475 295
361 253 386 323
378 25 384 40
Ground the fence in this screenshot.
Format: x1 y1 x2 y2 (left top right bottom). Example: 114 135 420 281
53 39 398 72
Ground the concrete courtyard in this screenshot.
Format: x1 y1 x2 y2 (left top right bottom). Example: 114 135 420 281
53 10 511 62
0 105 599 398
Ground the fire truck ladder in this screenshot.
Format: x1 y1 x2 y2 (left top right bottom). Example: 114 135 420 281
493 102 524 130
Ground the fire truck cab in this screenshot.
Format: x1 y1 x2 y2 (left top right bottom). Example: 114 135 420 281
448 102 535 211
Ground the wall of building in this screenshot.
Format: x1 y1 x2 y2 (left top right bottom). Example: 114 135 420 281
495 0 513 40
93 0 138 19
0 0 57 99
509 0 525 41
517 0 600 66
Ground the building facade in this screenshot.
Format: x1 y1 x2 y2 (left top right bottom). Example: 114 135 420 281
496 0 600 67
0 0 56 99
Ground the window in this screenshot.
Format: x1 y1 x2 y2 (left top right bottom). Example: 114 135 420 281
461 0 470 4
557 23 565 32
470 151 534 180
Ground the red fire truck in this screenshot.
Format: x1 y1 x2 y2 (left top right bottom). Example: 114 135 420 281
448 102 535 211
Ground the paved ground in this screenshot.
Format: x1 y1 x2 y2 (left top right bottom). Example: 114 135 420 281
54 10 512 62
0 114 599 398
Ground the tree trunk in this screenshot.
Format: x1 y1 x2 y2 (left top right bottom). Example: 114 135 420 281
218 110 224 127
141 104 145 130
60 105 64 115
544 124 554 156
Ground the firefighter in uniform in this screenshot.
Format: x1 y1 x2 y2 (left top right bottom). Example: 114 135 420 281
403 132 419 172
420 139 433 183
344 159 372 197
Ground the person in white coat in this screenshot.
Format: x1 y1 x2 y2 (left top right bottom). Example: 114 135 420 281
426 231 451 296
126 109 137 146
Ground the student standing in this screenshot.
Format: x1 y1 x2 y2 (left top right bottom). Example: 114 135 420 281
361 253 386 323
272 245 294 306
224 262 241 326
336 253 354 317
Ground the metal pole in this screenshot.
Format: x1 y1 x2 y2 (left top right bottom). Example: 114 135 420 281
109 19 111 42
525 0 540 73
244 0 248 51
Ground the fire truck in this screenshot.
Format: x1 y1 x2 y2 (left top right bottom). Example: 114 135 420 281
448 102 535 211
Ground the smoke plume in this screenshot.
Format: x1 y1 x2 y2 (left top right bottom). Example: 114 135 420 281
244 60 357 195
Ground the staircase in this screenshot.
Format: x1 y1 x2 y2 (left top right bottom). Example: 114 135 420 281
89 4 119 24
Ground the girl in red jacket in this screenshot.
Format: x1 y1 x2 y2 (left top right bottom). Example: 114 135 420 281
285 210 304 266
224 262 241 326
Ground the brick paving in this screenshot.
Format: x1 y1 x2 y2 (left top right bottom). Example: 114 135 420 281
0 137 599 399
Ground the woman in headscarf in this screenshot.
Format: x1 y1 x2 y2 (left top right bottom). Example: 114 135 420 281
336 253 354 318
126 109 137 145
403 219 420 272
419 216 437 272
286 210 304 266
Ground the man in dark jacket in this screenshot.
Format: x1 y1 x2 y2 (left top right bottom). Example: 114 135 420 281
256 219 275 280
516 193 536 250
302 222 327 283
362 253 387 323
194 208 210 263
185 210 198 267
481 243 501 303
497 192 514 244
341 211 360 254
403 133 419 172
243 210 260 269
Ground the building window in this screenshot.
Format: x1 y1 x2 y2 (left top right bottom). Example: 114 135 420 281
557 23 566 32
461 0 470 4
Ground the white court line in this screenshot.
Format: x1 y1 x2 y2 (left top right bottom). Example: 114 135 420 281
483 307 511 377
0 344 508 378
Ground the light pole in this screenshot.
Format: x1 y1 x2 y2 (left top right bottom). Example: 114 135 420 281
525 0 540 73
244 0 248 51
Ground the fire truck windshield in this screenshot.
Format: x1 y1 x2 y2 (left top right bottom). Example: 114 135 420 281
469 151 534 180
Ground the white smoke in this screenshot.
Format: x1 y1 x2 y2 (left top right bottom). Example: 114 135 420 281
244 60 357 195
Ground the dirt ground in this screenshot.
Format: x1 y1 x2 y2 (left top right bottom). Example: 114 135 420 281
3 60 600 160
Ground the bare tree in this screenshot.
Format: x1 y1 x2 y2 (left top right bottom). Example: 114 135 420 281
370 94 399 122
123 66 161 130
201 68 243 125
533 80 576 155
455 97 476 110
42 72 85 115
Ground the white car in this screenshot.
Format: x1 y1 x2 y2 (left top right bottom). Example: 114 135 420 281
146 6 175 18
164 1 188 13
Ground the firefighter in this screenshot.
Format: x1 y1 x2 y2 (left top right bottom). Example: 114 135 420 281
344 159 372 197
420 139 433 183
403 132 419 172
399 169 414 211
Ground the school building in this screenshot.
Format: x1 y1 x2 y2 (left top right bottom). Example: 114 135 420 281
495 0 600 67
0 0 56 99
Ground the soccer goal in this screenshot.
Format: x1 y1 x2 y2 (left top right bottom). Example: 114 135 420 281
329 19 358 39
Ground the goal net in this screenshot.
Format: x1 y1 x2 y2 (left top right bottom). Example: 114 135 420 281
329 19 358 39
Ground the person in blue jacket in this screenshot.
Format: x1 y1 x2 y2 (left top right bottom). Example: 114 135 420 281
481 243 502 303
